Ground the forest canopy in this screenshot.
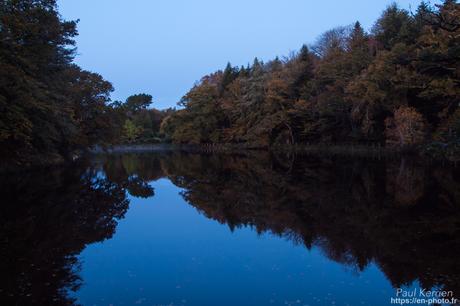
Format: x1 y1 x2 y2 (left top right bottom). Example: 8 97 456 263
162 1 460 151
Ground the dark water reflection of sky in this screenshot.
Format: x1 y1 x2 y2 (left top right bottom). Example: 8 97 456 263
74 178 403 306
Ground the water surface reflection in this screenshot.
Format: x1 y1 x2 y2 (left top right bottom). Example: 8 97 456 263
1 152 459 305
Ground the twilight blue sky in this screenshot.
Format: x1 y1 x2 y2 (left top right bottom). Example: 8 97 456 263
58 0 428 110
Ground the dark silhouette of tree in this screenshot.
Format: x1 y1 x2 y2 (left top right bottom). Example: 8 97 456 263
124 94 153 112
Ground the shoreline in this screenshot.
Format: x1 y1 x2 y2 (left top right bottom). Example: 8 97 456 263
1 142 458 174
90 143 459 161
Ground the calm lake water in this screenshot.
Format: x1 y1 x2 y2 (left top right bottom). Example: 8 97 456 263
1 151 460 306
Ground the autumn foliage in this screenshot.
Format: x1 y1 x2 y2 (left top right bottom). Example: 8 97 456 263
162 1 460 151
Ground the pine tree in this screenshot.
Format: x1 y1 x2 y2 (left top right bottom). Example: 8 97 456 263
219 62 238 96
347 21 373 76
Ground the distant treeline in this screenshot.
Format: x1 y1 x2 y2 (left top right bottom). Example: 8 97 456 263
161 1 459 152
0 0 169 168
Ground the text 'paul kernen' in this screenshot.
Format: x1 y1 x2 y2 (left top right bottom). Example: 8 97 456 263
390 288 458 305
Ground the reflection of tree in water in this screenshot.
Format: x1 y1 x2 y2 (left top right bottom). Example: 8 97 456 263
0 165 132 305
162 152 460 297
93 151 460 298
1 152 460 305
100 154 158 198
0 154 161 305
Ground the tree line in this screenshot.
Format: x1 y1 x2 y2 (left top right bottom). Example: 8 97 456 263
162 1 459 151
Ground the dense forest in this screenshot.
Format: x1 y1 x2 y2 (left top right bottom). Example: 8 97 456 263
1 1 459 169
161 1 459 153
0 0 167 169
